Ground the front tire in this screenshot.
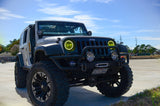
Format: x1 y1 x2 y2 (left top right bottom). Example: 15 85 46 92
96 64 133 97
15 60 27 88
27 61 69 106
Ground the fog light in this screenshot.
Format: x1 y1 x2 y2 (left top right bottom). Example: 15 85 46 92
86 51 95 62
111 51 118 60
69 61 76 67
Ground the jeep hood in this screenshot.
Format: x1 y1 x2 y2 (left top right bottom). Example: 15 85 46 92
37 35 115 46
43 35 114 42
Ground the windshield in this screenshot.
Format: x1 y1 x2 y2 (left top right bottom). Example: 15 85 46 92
38 21 88 36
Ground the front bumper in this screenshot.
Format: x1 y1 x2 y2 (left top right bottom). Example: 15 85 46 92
50 46 129 73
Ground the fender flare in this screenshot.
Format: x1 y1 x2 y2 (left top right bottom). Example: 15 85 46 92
34 44 64 56
117 44 128 53
16 53 24 67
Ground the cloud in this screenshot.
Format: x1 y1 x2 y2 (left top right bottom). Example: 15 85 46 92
3 13 24 18
138 37 160 40
111 25 131 28
34 0 43 2
155 45 160 49
33 1 117 32
106 18 120 23
0 8 25 20
0 8 9 13
95 0 113 3
24 21 35 24
108 31 130 37
70 0 113 3
0 16 10 20
38 5 80 16
74 15 103 21
38 4 118 23
36 2 104 31
136 29 160 33
38 3 57 8
70 0 87 2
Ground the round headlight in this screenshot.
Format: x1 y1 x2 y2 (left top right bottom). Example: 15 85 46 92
108 40 115 50
111 51 118 61
108 40 115 46
64 40 75 51
86 51 95 62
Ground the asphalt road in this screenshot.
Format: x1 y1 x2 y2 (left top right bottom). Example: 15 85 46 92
0 59 160 106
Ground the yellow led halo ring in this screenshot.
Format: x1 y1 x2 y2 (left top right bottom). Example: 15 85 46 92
64 40 74 51
108 40 115 46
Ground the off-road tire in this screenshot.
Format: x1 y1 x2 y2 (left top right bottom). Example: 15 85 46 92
27 61 69 106
15 60 27 88
96 64 133 97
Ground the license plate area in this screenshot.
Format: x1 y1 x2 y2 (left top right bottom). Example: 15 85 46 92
92 68 108 75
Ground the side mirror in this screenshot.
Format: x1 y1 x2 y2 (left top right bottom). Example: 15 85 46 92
87 31 92 36
29 25 32 28
37 30 43 38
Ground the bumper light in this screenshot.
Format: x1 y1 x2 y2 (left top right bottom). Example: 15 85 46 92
111 51 118 60
86 51 95 62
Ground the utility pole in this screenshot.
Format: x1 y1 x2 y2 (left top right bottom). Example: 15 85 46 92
120 35 123 44
135 36 137 47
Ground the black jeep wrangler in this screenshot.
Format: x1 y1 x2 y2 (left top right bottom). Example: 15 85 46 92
15 21 133 106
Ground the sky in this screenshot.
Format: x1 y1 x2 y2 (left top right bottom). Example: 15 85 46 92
0 0 160 49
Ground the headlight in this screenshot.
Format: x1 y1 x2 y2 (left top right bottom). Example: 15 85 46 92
108 40 115 50
64 40 75 51
86 51 95 62
111 51 118 61
108 40 115 46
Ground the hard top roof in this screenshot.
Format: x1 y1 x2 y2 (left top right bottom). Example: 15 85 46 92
35 20 84 24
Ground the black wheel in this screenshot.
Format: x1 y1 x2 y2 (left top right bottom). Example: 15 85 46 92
96 64 133 97
15 60 27 88
27 61 69 106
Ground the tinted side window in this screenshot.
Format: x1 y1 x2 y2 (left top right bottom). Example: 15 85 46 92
23 30 28 44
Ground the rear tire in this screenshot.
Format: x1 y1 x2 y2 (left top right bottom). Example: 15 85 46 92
27 61 69 106
14 60 27 88
96 64 133 97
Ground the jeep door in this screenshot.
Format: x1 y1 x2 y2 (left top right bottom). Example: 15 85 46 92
20 28 32 68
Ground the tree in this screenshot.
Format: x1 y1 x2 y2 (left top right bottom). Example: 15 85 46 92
10 44 19 56
133 45 139 54
125 45 132 53
5 39 20 52
132 44 157 55
0 44 5 53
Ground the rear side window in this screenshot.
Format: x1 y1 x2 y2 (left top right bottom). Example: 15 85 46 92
20 32 24 45
23 30 28 44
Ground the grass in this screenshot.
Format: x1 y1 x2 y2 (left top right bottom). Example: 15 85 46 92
112 87 160 106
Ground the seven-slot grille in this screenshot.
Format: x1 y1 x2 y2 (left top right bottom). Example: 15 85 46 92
75 39 109 56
